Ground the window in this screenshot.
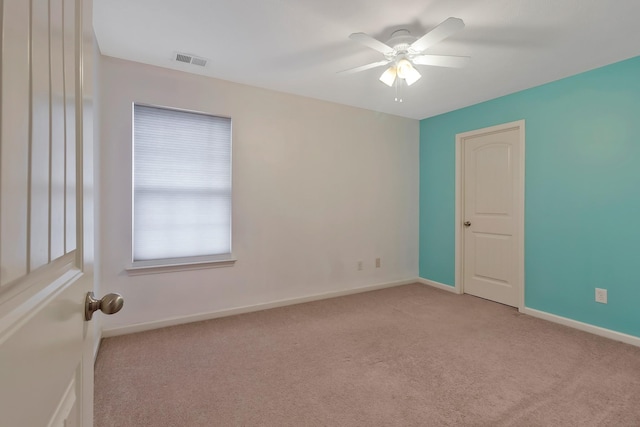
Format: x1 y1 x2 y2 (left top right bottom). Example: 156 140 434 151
131 104 233 270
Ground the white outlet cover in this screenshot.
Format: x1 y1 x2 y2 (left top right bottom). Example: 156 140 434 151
595 288 608 304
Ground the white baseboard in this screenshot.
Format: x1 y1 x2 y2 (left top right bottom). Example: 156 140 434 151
101 278 640 348
520 307 640 348
102 278 418 337
417 277 460 294
418 278 640 347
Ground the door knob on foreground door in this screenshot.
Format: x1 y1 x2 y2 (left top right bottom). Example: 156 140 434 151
85 292 124 321
464 221 471 227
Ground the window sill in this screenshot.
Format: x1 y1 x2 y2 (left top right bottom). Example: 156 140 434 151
125 258 236 276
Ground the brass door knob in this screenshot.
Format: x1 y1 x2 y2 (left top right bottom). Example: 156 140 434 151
85 292 124 321
464 221 471 227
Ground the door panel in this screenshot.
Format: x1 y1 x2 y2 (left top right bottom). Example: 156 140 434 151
50 0 67 260
0 265 84 426
51 373 81 427
473 144 512 215
0 0 30 287
473 233 511 283
64 0 78 253
0 0 95 426
462 126 522 307
30 0 53 271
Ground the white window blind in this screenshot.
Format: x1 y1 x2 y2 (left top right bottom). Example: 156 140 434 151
133 104 232 265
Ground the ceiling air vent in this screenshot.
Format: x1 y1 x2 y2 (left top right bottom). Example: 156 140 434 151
175 52 208 67
176 53 192 64
191 57 207 67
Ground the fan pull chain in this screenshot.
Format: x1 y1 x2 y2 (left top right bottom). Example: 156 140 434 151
394 78 403 103
394 78 398 102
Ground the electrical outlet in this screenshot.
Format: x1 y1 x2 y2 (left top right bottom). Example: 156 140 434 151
375 258 381 268
595 288 607 304
357 261 363 271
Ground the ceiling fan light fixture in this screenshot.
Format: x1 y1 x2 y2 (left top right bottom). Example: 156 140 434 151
396 59 412 79
396 59 421 86
341 17 467 92
379 66 397 87
404 66 421 86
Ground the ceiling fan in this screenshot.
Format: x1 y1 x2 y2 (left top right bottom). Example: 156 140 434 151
340 17 469 87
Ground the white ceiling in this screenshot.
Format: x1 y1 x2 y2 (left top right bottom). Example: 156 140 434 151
93 0 640 120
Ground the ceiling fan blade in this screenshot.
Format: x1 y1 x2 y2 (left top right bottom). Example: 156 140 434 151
412 54 470 68
338 60 391 74
349 32 394 54
410 17 465 53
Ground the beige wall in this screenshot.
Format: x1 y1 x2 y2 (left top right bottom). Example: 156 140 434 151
98 56 419 332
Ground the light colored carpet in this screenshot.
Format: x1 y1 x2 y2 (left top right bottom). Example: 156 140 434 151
94 284 640 426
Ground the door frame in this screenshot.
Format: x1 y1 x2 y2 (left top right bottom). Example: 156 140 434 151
454 120 526 310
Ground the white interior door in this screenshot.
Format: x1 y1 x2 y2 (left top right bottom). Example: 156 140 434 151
0 0 96 425
457 122 524 307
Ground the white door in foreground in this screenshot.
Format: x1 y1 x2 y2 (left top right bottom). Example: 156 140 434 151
460 123 523 307
0 0 100 425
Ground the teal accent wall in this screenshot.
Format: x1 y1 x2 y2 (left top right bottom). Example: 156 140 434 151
419 56 640 337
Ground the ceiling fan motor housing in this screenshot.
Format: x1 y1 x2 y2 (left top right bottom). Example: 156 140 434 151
386 29 418 58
